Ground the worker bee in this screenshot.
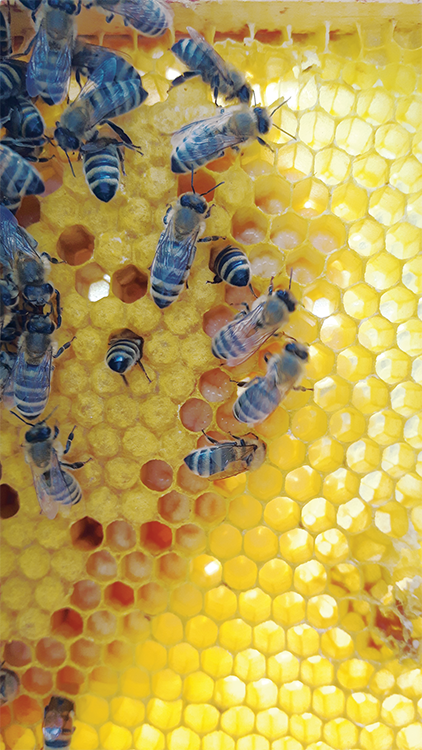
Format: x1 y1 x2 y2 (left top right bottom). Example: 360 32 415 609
0 205 40 271
0 58 27 103
72 38 140 86
80 130 142 202
43 696 75 749
85 0 172 37
150 184 222 308
1 96 48 163
184 431 266 479
14 411 89 519
54 58 147 165
12 249 61 319
171 102 286 174
212 278 297 368
106 328 150 384
3 312 72 420
209 245 252 288
171 27 252 105
0 144 45 213
233 341 310 424
26 0 80 105
0 663 20 705
0 9 12 59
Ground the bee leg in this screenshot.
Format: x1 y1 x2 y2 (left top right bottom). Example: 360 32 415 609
171 72 200 88
293 386 314 392
106 13 114 22
198 236 222 243
248 283 258 298
137 360 152 383
61 457 92 470
121 374 129 387
63 425 77 455
76 0 82 14
263 353 271 364
14 36 35 57
202 430 219 444
40 252 63 266
230 379 247 387
257 137 274 153
206 275 222 285
54 336 75 360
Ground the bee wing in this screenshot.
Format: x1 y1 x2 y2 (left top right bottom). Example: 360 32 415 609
171 109 244 164
186 26 234 84
3 346 53 416
153 215 199 287
26 21 72 104
26 21 49 98
49 41 73 105
217 302 277 367
210 442 257 479
36 447 70 519
32 467 60 520
0 208 39 268
75 56 118 98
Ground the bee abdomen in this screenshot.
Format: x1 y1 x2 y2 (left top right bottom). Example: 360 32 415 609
129 0 170 36
171 38 209 76
212 322 247 362
233 382 279 424
12 99 45 139
184 447 221 478
0 145 44 200
13 364 50 420
0 60 26 100
44 469 82 508
29 47 69 105
106 339 140 375
83 147 120 203
214 246 251 287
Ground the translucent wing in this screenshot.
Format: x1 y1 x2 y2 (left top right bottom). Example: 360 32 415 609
35 448 70 519
26 22 72 104
152 213 200 292
0 206 40 268
171 107 235 147
171 108 245 165
209 442 256 479
74 56 119 99
14 347 52 409
49 42 72 104
187 26 233 83
26 21 50 98
32 467 60 519
213 301 278 367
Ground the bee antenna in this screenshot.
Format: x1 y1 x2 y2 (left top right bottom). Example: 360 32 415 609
42 406 59 423
65 151 76 177
191 168 195 193
270 98 289 116
10 411 33 425
289 267 293 290
272 124 295 139
201 182 224 197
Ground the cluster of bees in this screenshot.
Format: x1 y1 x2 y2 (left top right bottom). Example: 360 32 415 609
0 1 312 737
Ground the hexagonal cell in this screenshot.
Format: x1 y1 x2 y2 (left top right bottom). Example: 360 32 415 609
51 608 84 638
195 493 226 526
106 520 136 552
140 521 172 555
254 175 291 214
337 345 373 382
0 484 19 519
285 245 324 285
232 207 269 245
3 641 32 667
336 117 373 156
277 142 314 182
375 123 411 160
13 695 43 725
386 222 421 260
22 666 53 695
292 178 329 218
352 378 389 415
70 580 102 612
346 439 381 474
157 553 188 584
57 225 95 266
357 88 395 126
56 666 85 695
111 265 148 304
177 464 209 494
270 212 307 250
302 280 340 318
397 319 422 356
326 249 362 288
15 195 41 228
348 217 384 257
199 369 233 403
75 262 110 301
320 314 356 350
379 286 416 323
308 215 345 256
86 550 118 580
330 408 366 443
177 170 217 199
180 398 213 432
249 244 285 280
403 255 422 294
299 110 335 150
353 153 388 189
331 183 368 222
105 582 135 609
203 305 234 338
141 460 173 491
343 284 379 320
375 349 410 384
124 551 152 583
319 82 355 118
369 186 406 226
358 316 395 352
365 252 400 290
314 147 351 185
390 155 422 194
70 517 104 551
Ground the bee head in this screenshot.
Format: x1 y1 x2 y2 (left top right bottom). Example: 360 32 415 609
285 341 309 361
180 193 207 214
275 289 297 313
253 107 272 134
26 314 55 335
54 125 80 154
25 423 52 444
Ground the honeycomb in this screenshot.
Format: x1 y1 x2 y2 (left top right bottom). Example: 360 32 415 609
1 3 422 749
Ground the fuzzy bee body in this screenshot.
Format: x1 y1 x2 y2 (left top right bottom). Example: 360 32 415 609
81 137 123 202
172 27 251 104
0 350 17 399
26 0 80 106
184 433 266 479
0 144 44 213
0 59 27 102
233 341 309 424
4 97 46 140
90 0 172 37
106 329 149 383
171 105 272 174
72 39 140 83
150 192 213 308
212 245 251 287
43 696 75 749
0 665 19 705
0 10 12 59
0 206 40 270
212 284 297 367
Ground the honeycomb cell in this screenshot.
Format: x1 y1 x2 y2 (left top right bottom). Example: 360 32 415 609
331 182 368 221
349 217 384 257
259 559 293 596
302 280 340 317
244 527 278 563
4 641 32 668
307 595 338 629
209 524 242 560
369 186 406 226
22 666 53 695
51 607 83 638
70 517 104 551
175 524 206 555
352 377 389 414
337 498 371 534
253 621 285 656
294 560 327 597
381 694 415 727
279 681 311 714
224 556 257 591
391 381 422 417
273 593 305 628
390 155 422 194
277 142 314 182
336 345 372 382
199 369 233 403
291 178 329 218
279 529 313 564
158 490 190 527
195 493 226 526
140 521 172 555
232 207 269 245
375 123 411 159
254 175 291 214
314 147 351 185
397 319 422 356
270 213 307 250
353 153 389 189
0 484 19 519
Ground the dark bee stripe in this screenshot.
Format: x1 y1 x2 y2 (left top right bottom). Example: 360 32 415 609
150 256 193 308
0 60 26 100
90 79 148 120
172 37 209 73
106 339 140 374
214 246 251 287
119 0 170 36
0 145 45 201
5 98 45 139
13 362 50 420
212 320 248 361
83 145 120 203
233 379 280 424
0 10 11 59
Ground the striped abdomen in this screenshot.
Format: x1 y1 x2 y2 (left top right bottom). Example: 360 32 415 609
233 377 281 424
171 38 211 79
171 121 230 174
0 145 44 200
106 338 140 375
214 246 251 287
90 79 147 121
150 241 196 309
83 144 120 203
6 98 45 139
48 468 82 508
0 10 11 59
121 0 170 36
0 60 26 100
13 359 51 420
184 445 236 478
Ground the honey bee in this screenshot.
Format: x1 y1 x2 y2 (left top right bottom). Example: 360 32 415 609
171 27 252 105
233 341 310 424
1 96 48 164
0 59 27 103
171 102 286 174
0 9 12 59
150 184 222 308
14 411 89 519
106 328 150 384
3 312 72 420
184 431 266 479
0 663 20 705
72 38 141 85
0 144 45 213
54 58 147 166
209 245 252 288
0 206 40 270
12 248 61 318
85 0 172 37
212 278 297 368
26 0 80 106
43 696 75 749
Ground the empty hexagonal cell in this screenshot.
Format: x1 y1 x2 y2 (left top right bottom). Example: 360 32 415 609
403 255 422 294
111 265 148 304
3 641 32 667
137 582 167 615
177 170 217 198
375 123 411 160
270 213 307 250
86 551 118 580
177 464 208 494
308 215 345 256
390 155 422 194
70 517 104 551
379 286 416 323
105 582 135 610
70 638 101 667
330 408 366 443
358 316 395 352
343 283 379 320
35 638 66 668
141 460 173 491
203 305 234 338
0 484 19 519
87 610 117 639
326 249 362 288
249 244 285 280
75 262 110 301
299 110 335 150
57 225 95 266
104 640 133 671
277 142 314 182
106 521 136 552
348 218 384 258
232 207 269 245
199 369 233 403
369 186 406 226
175 524 206 556
314 147 351 185
320 314 356 350
292 178 329 218
180 398 213 432
375 349 410 384
337 345 372 382
365 252 401 290
140 521 172 555
346 439 381 474
357 88 395 126
254 175 291 215
13 695 43 725
386 223 421 260
71 580 102 611
353 153 388 189
124 551 153 583
285 245 324 285
331 183 368 222
51 608 83 638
